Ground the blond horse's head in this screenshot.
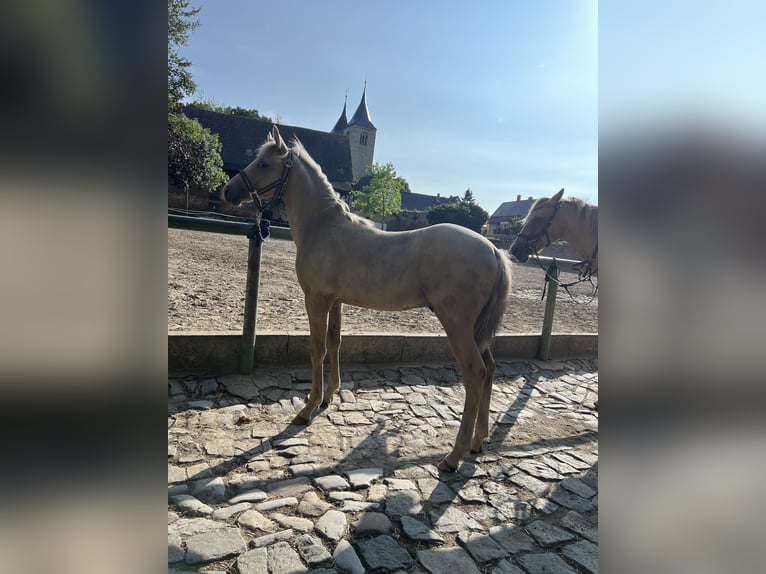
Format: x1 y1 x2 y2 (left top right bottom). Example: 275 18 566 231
221 125 293 210
510 188 565 262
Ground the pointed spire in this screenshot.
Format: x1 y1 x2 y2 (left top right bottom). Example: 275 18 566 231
331 92 348 134
348 82 376 130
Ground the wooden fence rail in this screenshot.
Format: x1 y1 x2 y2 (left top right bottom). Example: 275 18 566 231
168 214 588 373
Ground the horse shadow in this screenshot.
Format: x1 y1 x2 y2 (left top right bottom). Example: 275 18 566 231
425 373 597 526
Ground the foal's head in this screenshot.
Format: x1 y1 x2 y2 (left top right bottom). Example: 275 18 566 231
221 125 292 207
509 188 565 262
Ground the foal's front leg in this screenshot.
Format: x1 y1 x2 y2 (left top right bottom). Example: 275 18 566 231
294 294 331 424
324 302 343 407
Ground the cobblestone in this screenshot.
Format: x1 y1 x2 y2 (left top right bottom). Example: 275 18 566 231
400 515 445 543
168 358 598 572
356 534 414 571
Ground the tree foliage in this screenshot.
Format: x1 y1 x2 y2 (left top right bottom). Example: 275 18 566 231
167 0 227 193
351 163 405 220
191 99 272 122
492 216 524 236
426 188 489 233
168 0 200 105
168 106 228 192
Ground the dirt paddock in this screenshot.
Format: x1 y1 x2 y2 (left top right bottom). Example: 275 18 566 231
168 228 598 335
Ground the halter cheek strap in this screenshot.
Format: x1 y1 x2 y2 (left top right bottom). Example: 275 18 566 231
517 202 561 252
238 151 294 213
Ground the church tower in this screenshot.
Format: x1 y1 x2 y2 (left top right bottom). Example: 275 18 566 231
334 84 376 181
330 94 348 135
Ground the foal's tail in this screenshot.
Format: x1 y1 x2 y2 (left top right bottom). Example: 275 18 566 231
474 249 512 350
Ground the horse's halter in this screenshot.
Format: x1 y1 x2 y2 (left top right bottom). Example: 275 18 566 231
515 202 562 254
238 150 294 213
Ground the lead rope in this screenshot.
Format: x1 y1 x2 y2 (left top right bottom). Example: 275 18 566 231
533 254 598 304
247 218 271 246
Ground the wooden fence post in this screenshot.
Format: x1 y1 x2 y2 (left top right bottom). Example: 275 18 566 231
538 260 559 361
240 238 262 374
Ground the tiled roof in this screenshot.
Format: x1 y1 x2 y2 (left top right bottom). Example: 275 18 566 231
183 105 353 185
401 192 458 212
488 199 537 222
331 99 348 134
348 87 376 130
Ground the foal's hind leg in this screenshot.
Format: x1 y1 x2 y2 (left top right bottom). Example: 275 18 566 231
471 348 496 453
294 294 332 424
437 330 487 472
323 302 343 407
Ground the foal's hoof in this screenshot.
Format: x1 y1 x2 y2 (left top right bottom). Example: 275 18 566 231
437 459 458 473
470 446 483 454
291 413 312 426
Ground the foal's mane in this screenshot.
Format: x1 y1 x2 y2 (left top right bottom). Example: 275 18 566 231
288 138 371 224
562 197 598 236
526 195 598 236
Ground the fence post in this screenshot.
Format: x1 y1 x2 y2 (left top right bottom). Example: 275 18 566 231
538 259 559 361
240 238 262 374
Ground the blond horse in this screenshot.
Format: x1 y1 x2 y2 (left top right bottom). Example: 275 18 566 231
510 188 598 276
222 126 511 471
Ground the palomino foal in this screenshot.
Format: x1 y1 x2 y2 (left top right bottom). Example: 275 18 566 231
222 126 512 471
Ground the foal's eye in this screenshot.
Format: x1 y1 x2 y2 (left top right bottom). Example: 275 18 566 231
257 161 268 168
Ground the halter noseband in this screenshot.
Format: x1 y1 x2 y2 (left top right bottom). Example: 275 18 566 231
516 202 561 252
521 202 599 284
238 150 294 213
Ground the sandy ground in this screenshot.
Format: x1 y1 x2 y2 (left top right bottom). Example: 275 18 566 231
168 228 598 334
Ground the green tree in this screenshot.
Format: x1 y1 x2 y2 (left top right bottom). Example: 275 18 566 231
167 1 227 194
168 0 200 105
465 202 490 232
191 99 272 122
427 202 470 228
508 216 524 235
168 112 228 193
351 163 404 220
427 191 489 233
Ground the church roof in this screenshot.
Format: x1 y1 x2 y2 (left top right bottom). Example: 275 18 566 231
331 98 348 134
348 86 376 130
183 105 353 187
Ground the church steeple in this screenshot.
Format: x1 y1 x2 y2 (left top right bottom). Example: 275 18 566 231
338 82 377 181
331 92 348 134
348 82 376 130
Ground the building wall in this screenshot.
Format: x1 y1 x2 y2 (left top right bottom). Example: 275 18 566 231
345 126 376 180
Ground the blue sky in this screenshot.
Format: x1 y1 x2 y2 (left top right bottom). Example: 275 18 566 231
599 0 766 133
179 0 598 214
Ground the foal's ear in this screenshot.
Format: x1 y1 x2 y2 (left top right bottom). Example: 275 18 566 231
272 125 287 153
549 188 565 205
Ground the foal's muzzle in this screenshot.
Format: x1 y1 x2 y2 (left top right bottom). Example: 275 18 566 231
221 183 242 205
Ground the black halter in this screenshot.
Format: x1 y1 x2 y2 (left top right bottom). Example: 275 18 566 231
238 150 294 213
516 202 561 253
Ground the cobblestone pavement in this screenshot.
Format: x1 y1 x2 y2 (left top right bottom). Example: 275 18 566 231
169 358 598 573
